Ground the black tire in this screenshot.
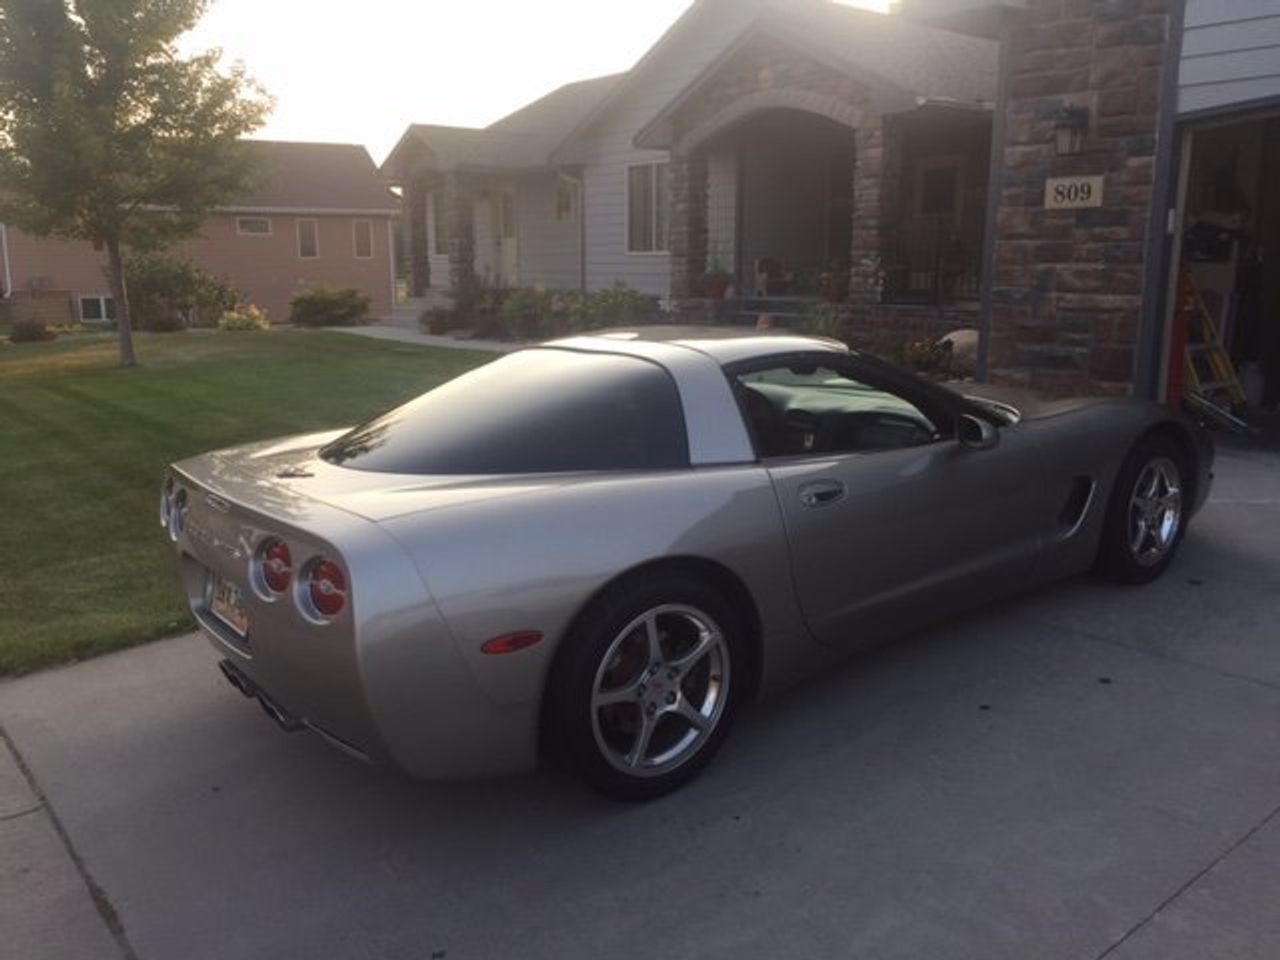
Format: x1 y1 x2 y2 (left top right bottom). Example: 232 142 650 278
1094 435 1190 585
549 574 745 802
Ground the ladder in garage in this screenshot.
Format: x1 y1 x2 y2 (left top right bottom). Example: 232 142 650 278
1179 267 1246 410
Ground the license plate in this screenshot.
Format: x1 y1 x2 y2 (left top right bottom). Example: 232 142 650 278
209 573 249 638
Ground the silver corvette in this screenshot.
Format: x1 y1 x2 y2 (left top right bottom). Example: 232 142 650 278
163 328 1213 799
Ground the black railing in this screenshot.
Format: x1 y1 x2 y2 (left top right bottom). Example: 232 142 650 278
882 216 981 305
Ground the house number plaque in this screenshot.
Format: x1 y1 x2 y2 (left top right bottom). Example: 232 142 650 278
1044 175 1105 210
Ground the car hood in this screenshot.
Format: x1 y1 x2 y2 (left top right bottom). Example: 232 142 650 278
175 429 590 524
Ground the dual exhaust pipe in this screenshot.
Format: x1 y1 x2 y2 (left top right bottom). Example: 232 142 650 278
218 659 303 732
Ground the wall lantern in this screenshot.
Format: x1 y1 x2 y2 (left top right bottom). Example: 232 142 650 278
1052 106 1090 156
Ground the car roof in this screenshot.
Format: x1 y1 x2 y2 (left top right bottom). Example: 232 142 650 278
550 325 851 366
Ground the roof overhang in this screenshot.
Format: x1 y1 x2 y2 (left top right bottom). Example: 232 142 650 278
633 19 922 151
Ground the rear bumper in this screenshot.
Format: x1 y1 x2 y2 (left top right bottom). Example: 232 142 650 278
168 462 543 781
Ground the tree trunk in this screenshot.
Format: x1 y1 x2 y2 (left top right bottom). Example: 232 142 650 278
105 236 136 367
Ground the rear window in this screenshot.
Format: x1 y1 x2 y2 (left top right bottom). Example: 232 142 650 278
321 349 689 474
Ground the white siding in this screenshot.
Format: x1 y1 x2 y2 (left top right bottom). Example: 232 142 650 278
517 173 583 289
572 0 786 295
1179 0 1280 115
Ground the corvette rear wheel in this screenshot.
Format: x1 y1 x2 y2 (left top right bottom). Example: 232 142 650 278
554 577 743 801
1096 436 1188 585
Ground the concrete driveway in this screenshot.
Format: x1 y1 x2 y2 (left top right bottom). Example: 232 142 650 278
3 448 1278 960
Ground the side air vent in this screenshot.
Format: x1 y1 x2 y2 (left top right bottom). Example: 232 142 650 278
1059 477 1096 538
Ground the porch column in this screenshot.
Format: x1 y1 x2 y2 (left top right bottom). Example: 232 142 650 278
669 151 709 300
405 176 430 297
847 116 902 305
443 173 476 293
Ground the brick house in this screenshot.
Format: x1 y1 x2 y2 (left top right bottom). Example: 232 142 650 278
386 0 1280 403
0 141 398 326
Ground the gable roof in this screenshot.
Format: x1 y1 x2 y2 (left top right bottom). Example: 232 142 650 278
795 2 997 103
382 0 996 178
382 74 622 180
231 141 398 213
632 4 996 149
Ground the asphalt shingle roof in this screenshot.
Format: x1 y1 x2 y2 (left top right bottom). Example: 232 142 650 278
784 1 997 104
384 1 995 176
391 74 622 175
233 141 398 212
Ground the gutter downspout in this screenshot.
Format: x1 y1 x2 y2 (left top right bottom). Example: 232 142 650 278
975 11 1011 383
1 222 12 299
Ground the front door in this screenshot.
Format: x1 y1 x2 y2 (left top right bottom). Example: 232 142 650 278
496 189 518 285
733 356 1048 648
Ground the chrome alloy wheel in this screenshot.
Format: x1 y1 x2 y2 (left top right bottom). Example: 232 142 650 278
1127 457 1183 567
590 604 730 778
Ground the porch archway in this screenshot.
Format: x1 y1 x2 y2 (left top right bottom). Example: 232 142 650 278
673 87 865 157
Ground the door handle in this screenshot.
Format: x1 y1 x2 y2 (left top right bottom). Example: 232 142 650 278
798 480 846 508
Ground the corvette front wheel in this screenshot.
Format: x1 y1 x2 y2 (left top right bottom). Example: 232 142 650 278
1095 436 1189 585
553 577 743 801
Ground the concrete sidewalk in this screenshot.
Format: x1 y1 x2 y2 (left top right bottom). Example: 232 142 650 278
2 448 1278 960
330 323 517 353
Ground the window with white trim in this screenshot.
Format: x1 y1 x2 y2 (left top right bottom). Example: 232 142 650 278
297 219 319 259
236 216 272 235
627 162 669 253
79 296 117 323
353 219 374 259
556 180 578 222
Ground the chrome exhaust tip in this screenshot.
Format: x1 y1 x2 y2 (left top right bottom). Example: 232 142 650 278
257 694 304 732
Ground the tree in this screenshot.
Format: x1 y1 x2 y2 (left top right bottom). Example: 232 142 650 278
0 0 271 365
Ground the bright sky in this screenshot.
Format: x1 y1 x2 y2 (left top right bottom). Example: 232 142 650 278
180 0 889 165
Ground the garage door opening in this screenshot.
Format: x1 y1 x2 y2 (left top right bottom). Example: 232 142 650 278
1163 109 1280 438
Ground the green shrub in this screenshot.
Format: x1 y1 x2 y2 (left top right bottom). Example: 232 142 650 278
125 253 239 331
289 287 371 327
500 287 556 340
589 282 660 327
219 304 269 331
423 281 660 341
8 319 58 343
797 302 845 339
448 274 510 338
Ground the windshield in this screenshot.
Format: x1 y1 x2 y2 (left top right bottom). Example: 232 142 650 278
320 348 689 474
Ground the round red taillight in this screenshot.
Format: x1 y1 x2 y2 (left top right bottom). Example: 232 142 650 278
258 539 292 594
307 559 346 618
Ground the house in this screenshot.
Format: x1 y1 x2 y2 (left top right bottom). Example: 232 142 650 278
387 0 1280 407
382 0 997 321
0 141 398 326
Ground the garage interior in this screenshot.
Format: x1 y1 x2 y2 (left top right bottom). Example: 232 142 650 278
1168 109 1280 435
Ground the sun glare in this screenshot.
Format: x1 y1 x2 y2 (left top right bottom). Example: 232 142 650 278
182 0 894 162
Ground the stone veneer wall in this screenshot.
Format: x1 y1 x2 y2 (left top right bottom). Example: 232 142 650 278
660 33 877 299
986 0 1177 396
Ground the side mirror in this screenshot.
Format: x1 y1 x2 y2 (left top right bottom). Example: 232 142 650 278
958 413 1000 451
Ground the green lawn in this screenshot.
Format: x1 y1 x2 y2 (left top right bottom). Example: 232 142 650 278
0 328 490 676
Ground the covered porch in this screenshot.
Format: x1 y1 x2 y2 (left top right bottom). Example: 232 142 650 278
382 126 556 298
635 23 993 328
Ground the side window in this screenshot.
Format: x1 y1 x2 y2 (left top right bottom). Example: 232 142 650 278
297 219 319 259
733 362 944 459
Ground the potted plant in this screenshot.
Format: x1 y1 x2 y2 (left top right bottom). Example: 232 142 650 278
701 262 733 300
